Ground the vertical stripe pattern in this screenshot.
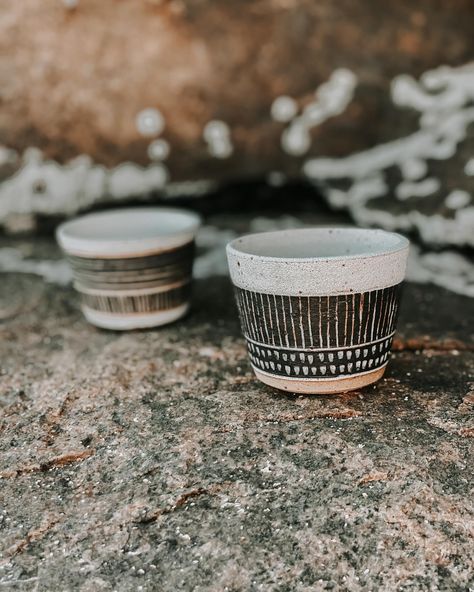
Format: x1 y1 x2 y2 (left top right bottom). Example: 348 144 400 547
234 284 403 378
69 242 194 315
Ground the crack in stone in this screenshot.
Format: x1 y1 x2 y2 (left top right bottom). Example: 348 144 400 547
358 471 391 486
0 449 95 479
392 337 473 352
40 389 79 447
0 576 39 586
136 482 232 524
3 515 59 559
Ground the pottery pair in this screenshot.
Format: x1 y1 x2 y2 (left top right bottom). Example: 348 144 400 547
57 208 409 394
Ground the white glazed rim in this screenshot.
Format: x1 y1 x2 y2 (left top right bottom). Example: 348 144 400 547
56 207 201 258
227 227 409 263
227 227 410 296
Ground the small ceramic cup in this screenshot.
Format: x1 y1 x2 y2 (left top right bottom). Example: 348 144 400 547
56 207 201 330
227 227 409 394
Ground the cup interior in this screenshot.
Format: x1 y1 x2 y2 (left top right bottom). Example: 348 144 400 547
229 227 408 260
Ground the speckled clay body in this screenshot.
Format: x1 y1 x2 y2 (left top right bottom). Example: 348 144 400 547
227 228 409 394
56 207 201 330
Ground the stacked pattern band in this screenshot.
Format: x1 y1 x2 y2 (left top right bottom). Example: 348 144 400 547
234 284 402 379
68 242 194 315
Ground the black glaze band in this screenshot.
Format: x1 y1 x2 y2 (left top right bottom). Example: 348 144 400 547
69 242 194 315
68 242 195 290
247 335 393 378
81 283 192 314
234 284 403 378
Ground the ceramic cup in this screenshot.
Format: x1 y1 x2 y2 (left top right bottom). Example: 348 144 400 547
227 227 409 394
56 207 201 330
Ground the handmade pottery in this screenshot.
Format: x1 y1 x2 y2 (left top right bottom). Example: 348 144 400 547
227 227 409 394
56 207 201 330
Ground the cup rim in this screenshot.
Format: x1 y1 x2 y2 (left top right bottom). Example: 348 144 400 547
56 207 201 258
227 227 409 263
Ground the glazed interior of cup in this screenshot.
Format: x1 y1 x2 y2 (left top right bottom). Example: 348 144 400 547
229 227 408 260
57 207 201 257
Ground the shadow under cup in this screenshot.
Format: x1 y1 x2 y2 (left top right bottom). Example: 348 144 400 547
56 207 201 330
227 228 410 394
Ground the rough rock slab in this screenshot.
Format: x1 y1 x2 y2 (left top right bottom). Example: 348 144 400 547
0 268 473 591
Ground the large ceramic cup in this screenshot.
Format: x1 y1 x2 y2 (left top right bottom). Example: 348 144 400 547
227 228 409 394
57 207 201 330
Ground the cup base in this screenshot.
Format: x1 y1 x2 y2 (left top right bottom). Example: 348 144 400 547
81 302 189 330
253 365 387 395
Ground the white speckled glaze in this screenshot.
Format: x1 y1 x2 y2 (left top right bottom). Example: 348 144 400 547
227 227 409 395
227 227 409 296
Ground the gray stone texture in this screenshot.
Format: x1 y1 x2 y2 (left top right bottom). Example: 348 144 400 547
0 252 473 590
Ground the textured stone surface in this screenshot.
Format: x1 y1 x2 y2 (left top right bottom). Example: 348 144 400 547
0 240 473 590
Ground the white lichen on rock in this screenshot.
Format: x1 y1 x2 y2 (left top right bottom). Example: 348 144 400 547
271 96 298 123
62 0 79 8
147 139 170 161
396 178 440 201
281 68 357 156
445 189 471 210
304 63 474 247
0 149 211 230
0 247 72 285
400 159 428 181
203 120 233 159
0 64 471 252
108 162 168 198
136 108 165 137
406 245 474 298
464 158 474 176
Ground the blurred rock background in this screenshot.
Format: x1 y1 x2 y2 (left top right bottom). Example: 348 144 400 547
0 0 473 290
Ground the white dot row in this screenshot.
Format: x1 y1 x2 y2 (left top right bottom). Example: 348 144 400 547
247 339 391 364
250 351 390 376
